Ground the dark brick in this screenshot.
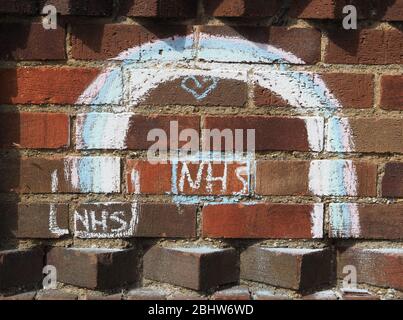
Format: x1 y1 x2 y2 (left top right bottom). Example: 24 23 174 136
203 0 282 17
40 0 113 16
143 246 239 291
381 75 403 110
47 247 139 289
382 162 403 197
241 247 333 291
0 23 65 61
0 248 43 291
0 203 69 239
74 202 197 238
0 0 37 14
0 291 37 300
119 0 197 17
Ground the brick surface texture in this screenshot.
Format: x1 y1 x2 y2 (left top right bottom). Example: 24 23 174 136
0 0 402 301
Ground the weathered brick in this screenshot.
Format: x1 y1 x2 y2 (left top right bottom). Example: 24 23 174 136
143 246 239 291
253 290 290 300
241 247 333 291
327 118 403 153
0 291 37 300
41 0 113 16
203 0 282 17
127 160 251 196
202 203 323 239
47 247 139 289
0 67 99 104
325 29 403 65
382 162 403 197
380 75 403 110
119 0 198 17
0 112 69 149
0 203 69 239
141 77 247 107
0 0 37 14
255 73 374 109
0 248 43 290
203 116 323 152
83 293 122 300
212 286 251 300
0 156 120 194
303 290 338 300
337 247 403 291
0 23 65 61
329 203 403 239
71 24 192 60
126 288 166 300
199 26 321 64
74 202 197 238
255 160 377 197
36 290 78 300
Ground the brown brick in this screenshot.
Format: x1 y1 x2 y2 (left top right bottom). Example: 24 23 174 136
47 247 139 289
329 203 403 239
325 29 403 65
203 0 281 17
0 291 37 300
199 26 321 64
337 247 403 291
74 202 197 238
0 67 99 105
0 0 37 14
382 162 403 197
328 118 403 153
380 75 403 110
40 0 113 16
0 248 43 290
142 77 247 107
0 23 65 61
83 293 122 300
143 246 239 291
36 290 78 300
0 203 69 239
212 286 251 300
256 160 377 197
203 116 322 152
0 112 69 149
340 289 380 300
71 24 192 60
241 246 333 291
126 288 166 300
202 203 323 239
119 0 197 17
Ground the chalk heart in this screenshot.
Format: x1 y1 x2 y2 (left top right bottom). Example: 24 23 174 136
181 76 218 101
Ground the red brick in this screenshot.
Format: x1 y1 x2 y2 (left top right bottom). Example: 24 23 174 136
329 203 403 239
325 29 403 65
256 160 377 197
203 0 282 17
40 0 113 16
141 77 247 107
380 75 403 110
382 162 403 197
47 247 139 289
0 23 65 60
127 160 250 196
337 247 403 291
0 203 69 239
0 248 43 290
74 202 197 238
71 24 192 60
0 67 99 104
200 26 321 64
202 203 323 239
0 112 69 149
203 116 321 152
143 246 239 291
0 0 37 14
241 246 333 291
330 118 403 153
212 286 251 300
119 0 197 17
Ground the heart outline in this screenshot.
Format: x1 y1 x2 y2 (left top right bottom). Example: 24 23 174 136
180 76 218 101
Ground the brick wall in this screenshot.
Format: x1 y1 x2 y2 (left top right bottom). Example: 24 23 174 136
0 0 402 300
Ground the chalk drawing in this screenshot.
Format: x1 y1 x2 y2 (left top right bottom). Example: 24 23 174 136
180 76 219 100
